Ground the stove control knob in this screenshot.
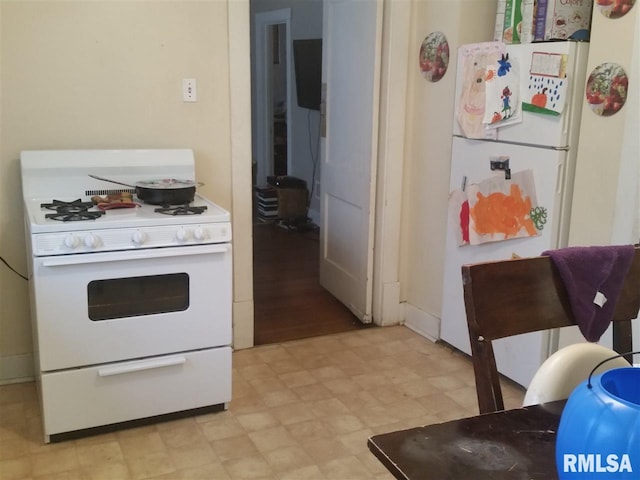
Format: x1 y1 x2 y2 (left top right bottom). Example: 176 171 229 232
84 234 100 248
176 228 191 242
132 231 148 245
193 227 208 241
63 234 79 249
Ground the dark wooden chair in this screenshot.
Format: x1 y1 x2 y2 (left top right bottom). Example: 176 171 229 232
462 246 640 414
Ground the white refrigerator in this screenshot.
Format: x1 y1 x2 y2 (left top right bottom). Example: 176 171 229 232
441 41 598 388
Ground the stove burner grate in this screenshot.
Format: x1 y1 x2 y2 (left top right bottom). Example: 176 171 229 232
42 199 105 221
45 211 105 222
154 204 208 216
41 199 95 213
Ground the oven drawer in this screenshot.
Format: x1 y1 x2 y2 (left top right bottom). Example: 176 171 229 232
40 347 231 439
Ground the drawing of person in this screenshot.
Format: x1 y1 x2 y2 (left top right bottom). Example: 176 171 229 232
501 86 512 118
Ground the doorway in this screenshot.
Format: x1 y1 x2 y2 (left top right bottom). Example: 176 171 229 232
254 10 292 187
252 223 363 344
251 7 363 345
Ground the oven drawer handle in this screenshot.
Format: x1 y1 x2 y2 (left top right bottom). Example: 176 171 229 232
42 244 230 266
97 356 187 377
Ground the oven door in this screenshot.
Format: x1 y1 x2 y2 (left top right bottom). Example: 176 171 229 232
31 243 232 371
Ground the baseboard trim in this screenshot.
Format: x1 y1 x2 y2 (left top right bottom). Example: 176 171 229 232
402 302 440 342
233 299 255 350
0 353 35 385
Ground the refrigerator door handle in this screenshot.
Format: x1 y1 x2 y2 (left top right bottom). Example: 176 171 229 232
556 161 565 195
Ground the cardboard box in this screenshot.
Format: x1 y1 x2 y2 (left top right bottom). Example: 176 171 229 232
502 0 522 43
500 0 535 44
534 0 549 41
544 0 593 41
494 0 507 41
277 188 308 220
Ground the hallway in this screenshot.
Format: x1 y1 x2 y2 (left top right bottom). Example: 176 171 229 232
253 222 368 345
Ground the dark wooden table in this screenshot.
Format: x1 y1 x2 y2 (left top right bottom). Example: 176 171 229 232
368 401 565 480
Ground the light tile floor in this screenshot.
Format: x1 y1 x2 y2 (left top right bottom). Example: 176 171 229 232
0 326 525 480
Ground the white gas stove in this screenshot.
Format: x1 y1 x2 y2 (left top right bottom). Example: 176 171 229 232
25 194 231 256
22 149 231 247
21 149 232 442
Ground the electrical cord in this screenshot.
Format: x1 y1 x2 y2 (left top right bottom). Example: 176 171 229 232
1 255 28 281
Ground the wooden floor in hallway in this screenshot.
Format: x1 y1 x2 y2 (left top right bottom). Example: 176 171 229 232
252 221 369 345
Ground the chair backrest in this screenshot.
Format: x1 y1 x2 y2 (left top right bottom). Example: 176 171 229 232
462 246 640 414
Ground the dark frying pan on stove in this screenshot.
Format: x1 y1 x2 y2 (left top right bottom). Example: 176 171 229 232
89 174 202 205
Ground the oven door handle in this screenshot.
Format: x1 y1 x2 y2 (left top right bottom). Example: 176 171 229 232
41 244 230 267
97 356 187 377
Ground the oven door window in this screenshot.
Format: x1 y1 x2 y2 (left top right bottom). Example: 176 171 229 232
88 273 189 321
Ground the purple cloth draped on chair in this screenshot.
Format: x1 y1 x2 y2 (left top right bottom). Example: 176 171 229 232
542 245 635 342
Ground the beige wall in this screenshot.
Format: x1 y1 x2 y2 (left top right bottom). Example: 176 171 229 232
569 4 639 246
0 1 246 382
400 0 496 334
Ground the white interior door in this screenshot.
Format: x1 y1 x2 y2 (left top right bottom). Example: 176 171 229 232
319 0 382 323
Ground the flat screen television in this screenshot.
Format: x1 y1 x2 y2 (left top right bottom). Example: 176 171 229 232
293 39 322 111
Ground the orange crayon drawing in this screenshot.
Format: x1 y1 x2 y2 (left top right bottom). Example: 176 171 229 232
469 184 537 239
